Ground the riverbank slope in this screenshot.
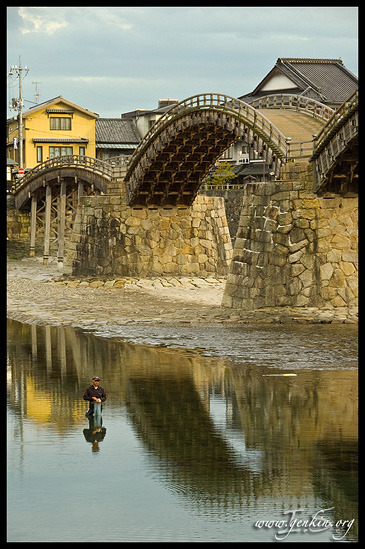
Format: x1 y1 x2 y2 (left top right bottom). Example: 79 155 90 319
7 257 357 329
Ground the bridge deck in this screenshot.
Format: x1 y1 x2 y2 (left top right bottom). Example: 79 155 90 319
259 109 326 142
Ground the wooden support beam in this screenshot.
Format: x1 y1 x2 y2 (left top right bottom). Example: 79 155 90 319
77 177 84 199
57 178 66 267
57 327 67 378
45 325 52 373
43 184 51 265
31 324 38 360
29 194 37 257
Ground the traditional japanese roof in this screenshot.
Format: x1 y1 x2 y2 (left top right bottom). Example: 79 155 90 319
240 58 358 107
95 118 140 147
13 95 99 120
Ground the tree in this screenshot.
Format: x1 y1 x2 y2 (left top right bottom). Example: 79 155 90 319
204 162 236 186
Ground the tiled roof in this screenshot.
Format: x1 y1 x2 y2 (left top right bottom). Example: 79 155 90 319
96 118 140 145
278 58 358 104
240 58 358 106
20 95 99 119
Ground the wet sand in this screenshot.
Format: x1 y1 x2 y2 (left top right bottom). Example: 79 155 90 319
7 257 358 330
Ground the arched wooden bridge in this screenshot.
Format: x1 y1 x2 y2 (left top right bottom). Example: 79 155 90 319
12 155 123 210
310 90 358 194
10 91 357 263
248 91 358 194
125 93 289 206
11 155 125 263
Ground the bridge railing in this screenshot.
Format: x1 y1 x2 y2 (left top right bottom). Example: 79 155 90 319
286 139 315 159
248 94 335 122
125 93 289 179
12 155 116 195
309 91 358 192
311 90 358 160
248 94 337 160
103 155 131 167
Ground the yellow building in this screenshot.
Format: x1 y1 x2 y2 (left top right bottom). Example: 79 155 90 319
6 95 98 169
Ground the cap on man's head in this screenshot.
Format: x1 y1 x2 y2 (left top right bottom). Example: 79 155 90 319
92 376 100 381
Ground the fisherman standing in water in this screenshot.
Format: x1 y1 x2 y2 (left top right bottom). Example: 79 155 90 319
83 376 107 417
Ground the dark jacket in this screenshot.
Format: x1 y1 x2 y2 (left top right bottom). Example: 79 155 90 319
83 385 107 403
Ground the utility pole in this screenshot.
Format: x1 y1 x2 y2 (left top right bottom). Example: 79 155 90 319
9 56 29 169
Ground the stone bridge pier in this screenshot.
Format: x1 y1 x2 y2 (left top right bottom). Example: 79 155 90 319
222 164 358 311
64 183 233 278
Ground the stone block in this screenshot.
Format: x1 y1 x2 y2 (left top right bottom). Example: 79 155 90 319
331 294 347 307
89 280 104 288
289 239 308 253
291 263 306 277
328 268 346 288
326 249 342 263
339 261 356 276
181 262 200 274
300 209 316 220
125 216 141 227
273 243 288 256
277 212 292 226
270 253 287 267
320 263 334 280
289 249 304 263
198 253 208 264
277 224 292 234
295 294 310 306
341 250 358 263
299 268 313 288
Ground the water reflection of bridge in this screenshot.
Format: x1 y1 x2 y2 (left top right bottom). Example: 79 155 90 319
7 319 357 527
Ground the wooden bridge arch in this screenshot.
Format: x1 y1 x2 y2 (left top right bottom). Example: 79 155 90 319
13 155 114 210
12 156 116 264
247 91 358 195
125 93 289 207
310 91 358 194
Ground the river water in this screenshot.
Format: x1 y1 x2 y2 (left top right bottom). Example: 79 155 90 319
7 318 358 542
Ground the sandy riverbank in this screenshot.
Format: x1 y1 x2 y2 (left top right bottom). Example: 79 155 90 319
7 256 358 330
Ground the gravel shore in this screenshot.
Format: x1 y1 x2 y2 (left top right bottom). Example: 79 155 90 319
7 256 358 330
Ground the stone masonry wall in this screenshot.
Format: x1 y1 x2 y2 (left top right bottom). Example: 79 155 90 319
222 178 358 310
65 193 233 277
199 188 244 242
7 207 31 240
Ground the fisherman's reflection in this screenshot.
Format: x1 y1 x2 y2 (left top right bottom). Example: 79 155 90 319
83 407 106 452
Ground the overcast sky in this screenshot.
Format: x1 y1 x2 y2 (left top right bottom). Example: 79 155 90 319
7 6 358 118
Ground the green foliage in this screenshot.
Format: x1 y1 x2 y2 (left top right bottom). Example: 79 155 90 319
205 162 236 186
